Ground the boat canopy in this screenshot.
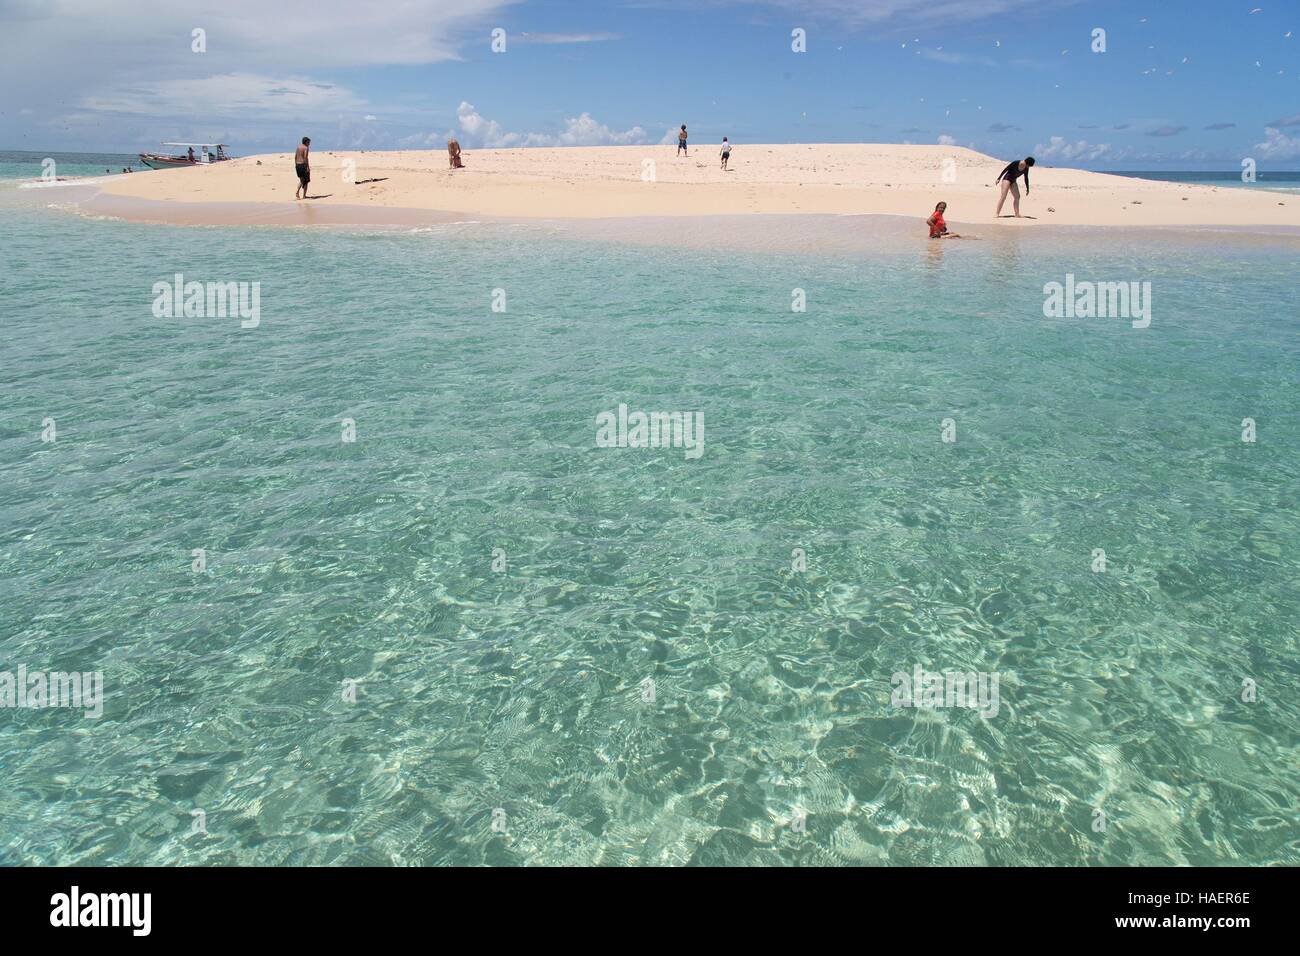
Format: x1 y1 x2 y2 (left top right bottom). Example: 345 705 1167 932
161 142 228 147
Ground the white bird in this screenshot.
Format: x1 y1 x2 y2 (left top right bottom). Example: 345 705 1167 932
1285 31 1292 38
1182 56 1189 63
1139 17 1148 23
995 40 1001 47
1061 49 1069 55
1250 8 1263 14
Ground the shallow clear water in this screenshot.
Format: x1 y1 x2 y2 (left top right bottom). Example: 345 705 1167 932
1 182 1297 866
0 150 144 182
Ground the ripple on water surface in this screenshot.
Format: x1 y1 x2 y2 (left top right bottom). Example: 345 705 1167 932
0 198 1297 865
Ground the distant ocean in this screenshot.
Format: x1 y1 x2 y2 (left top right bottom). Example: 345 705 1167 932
1107 169 1300 192
0 149 143 181
1 151 1298 867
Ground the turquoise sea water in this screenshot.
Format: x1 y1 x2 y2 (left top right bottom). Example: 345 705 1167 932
0 150 143 181
1109 170 1300 193
1 176 1298 866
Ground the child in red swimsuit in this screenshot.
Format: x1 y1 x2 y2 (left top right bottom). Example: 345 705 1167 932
927 202 961 239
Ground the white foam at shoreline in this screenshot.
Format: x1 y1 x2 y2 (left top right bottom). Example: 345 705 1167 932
18 176 116 189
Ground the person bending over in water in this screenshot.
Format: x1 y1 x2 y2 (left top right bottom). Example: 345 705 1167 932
995 156 1034 217
927 201 961 239
720 137 731 169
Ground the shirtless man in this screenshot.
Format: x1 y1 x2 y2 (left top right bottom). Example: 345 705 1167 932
295 137 311 200
677 125 688 157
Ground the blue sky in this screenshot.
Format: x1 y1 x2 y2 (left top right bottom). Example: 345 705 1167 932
1 0 1297 167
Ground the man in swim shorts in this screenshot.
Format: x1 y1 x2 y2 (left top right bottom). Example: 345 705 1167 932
295 137 311 200
677 125 688 156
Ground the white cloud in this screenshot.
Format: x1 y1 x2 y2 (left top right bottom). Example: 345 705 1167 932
83 73 367 119
3 0 521 72
455 101 523 147
515 32 622 44
921 49 999 67
450 101 647 148
1253 126 1300 160
702 0 1076 27
937 134 956 146
1033 135 1113 162
0 0 519 146
547 112 647 146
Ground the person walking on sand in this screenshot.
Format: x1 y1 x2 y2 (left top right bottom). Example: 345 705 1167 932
677 125 688 157
927 201 962 238
720 137 731 169
995 156 1034 217
295 137 311 200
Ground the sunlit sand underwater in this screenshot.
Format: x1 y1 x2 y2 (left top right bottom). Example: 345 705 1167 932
1 184 1297 865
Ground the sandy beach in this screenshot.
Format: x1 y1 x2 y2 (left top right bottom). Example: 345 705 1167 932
88 144 1299 230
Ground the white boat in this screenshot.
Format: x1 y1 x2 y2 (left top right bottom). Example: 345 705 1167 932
138 142 230 170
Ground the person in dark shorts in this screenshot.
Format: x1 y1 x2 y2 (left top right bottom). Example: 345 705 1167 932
677 125 688 156
995 156 1034 217
295 137 311 200
720 137 731 169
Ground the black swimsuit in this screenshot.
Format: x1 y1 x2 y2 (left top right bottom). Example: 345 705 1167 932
997 160 1028 190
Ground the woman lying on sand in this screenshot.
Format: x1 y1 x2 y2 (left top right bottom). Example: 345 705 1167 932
927 201 962 238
